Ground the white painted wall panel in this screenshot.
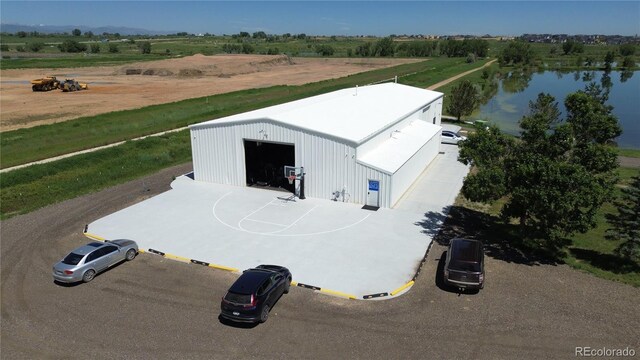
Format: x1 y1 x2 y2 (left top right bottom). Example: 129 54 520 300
191 120 359 202
390 130 441 207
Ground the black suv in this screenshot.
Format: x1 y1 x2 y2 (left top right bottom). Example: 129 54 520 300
220 265 292 323
444 238 485 290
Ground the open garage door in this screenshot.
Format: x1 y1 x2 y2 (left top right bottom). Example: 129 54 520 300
244 140 295 193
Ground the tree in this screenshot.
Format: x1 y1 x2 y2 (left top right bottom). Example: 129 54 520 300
139 41 151 54
619 43 636 57
355 42 372 57
108 43 119 53
621 56 635 69
459 89 621 252
604 51 615 71
315 44 334 56
28 42 45 52
58 39 87 53
90 43 100 53
562 39 584 55
238 31 250 38
72 28 82 36
252 31 267 39
606 175 640 262
16 31 27 38
85 31 94 38
241 43 254 54
373 37 395 57
447 80 478 121
498 41 534 65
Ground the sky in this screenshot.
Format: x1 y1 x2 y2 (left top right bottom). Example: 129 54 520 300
1 1 639 36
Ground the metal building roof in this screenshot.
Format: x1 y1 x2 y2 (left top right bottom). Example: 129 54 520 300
190 83 443 145
358 120 441 174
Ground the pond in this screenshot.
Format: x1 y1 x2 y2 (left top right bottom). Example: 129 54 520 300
474 70 640 149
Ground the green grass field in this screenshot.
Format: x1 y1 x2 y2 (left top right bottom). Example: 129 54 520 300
1 57 492 169
0 131 191 219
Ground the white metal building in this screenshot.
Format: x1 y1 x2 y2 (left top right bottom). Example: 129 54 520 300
189 82 444 208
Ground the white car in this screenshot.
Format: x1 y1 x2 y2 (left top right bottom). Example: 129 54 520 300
441 130 467 145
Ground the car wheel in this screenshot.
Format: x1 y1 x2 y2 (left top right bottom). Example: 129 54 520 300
259 305 270 323
284 277 291 294
82 269 96 283
125 249 137 261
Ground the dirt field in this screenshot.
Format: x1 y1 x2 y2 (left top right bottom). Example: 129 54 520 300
0 54 420 131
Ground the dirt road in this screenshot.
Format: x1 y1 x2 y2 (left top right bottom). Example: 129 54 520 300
0 55 420 131
427 59 497 90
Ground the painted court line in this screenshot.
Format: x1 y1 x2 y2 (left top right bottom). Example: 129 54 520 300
211 191 372 237
265 205 318 234
243 218 289 227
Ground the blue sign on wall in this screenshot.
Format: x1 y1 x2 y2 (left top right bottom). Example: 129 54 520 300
368 180 379 191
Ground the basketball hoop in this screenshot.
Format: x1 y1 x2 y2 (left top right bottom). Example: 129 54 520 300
287 175 296 185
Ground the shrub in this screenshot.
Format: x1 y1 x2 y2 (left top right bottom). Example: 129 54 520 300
0 44 9 52
90 43 101 53
241 43 255 54
139 41 151 54
108 43 119 53
619 43 636 57
621 56 635 69
28 42 45 52
315 44 334 56
58 40 87 53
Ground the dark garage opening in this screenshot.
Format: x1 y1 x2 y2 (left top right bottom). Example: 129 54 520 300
244 140 295 193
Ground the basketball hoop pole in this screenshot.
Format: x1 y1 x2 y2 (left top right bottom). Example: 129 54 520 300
299 166 306 200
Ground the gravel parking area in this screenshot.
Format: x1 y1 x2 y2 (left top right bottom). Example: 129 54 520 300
2 162 639 359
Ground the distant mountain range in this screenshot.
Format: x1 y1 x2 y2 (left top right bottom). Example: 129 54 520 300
0 23 171 35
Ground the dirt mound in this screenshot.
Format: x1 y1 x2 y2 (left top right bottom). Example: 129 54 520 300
115 54 294 78
1 55 422 131
178 68 204 77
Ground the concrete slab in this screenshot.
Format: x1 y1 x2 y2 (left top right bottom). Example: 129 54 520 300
88 144 469 299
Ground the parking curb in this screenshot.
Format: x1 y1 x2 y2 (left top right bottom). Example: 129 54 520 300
293 282 357 300
363 292 389 299
84 232 105 241
146 250 241 273
319 288 357 300
390 281 415 296
81 229 415 300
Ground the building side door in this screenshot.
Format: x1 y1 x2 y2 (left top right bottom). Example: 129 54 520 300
366 180 380 207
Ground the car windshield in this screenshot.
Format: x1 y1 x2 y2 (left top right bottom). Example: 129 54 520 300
224 291 252 305
62 252 84 265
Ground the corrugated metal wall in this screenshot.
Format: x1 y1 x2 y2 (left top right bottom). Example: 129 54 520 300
190 119 361 202
353 164 392 207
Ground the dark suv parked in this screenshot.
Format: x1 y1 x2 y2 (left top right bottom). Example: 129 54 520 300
444 238 485 290
220 265 292 323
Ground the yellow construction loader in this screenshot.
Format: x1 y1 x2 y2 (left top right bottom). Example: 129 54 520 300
59 79 89 92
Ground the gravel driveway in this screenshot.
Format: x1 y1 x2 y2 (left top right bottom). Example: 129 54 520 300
2 162 638 359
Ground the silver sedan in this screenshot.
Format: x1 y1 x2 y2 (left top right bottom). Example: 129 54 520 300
52 240 138 283
441 130 467 145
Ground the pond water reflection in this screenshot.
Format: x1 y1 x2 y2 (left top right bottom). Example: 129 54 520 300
475 69 639 149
